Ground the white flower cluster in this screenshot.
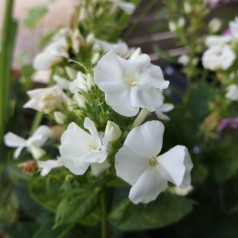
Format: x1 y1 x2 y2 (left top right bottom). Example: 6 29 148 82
4 1 193 204
202 17 238 71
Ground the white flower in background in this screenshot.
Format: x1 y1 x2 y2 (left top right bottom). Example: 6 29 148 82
33 38 69 70
94 39 129 57
53 75 70 90
24 85 68 113
32 70 51 84
184 2 192 14
225 84 238 101
208 18 222 33
59 117 112 176
178 54 189 66
69 72 93 94
205 35 232 47
109 0 136 15
169 21 176 32
4 126 52 159
54 111 66 124
202 45 235 71
37 157 63 176
115 121 193 204
229 17 238 39
155 103 174 121
94 50 169 117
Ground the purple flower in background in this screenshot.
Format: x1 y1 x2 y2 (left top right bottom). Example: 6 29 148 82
217 118 238 131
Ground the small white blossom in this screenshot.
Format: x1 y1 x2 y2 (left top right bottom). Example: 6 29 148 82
178 54 189 66
208 18 222 33
229 17 238 39
169 185 193 196
105 121 122 141
24 85 68 113
94 39 129 57
109 0 136 15
155 103 174 121
115 121 193 204
4 126 52 159
226 84 238 101
94 50 169 117
69 72 93 94
54 111 66 124
37 157 63 176
202 45 236 71
33 38 68 70
59 117 112 175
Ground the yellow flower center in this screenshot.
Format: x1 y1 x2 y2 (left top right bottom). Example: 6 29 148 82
149 156 157 167
124 75 137 87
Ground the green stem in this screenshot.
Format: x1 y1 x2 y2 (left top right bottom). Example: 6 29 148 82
0 0 17 144
100 190 107 238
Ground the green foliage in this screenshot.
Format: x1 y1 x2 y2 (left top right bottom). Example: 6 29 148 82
110 193 194 231
55 187 101 226
30 176 64 212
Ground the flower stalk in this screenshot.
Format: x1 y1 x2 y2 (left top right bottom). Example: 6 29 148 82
101 189 107 238
0 0 17 144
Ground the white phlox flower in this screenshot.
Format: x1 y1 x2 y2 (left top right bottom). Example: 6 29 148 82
24 85 68 113
37 157 63 176
94 50 169 117
225 84 238 101
202 45 236 71
155 103 174 121
109 0 136 15
59 117 112 176
115 121 193 204
33 37 69 70
4 126 52 159
229 17 238 39
94 39 129 57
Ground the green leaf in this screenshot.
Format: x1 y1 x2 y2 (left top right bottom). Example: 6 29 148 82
23 5 48 28
33 218 73 238
110 193 194 231
55 187 100 226
30 176 63 212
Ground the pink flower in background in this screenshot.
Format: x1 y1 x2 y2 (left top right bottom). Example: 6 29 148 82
217 118 238 131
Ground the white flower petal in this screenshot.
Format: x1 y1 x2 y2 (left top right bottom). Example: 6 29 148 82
131 87 164 112
30 125 52 147
63 157 89 175
91 160 110 177
159 145 188 186
29 145 46 160
160 103 174 112
13 147 24 159
115 145 148 185
129 168 168 204
37 158 63 176
106 89 138 117
179 147 193 188
94 50 123 86
124 120 164 158
84 117 101 147
4 132 26 147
